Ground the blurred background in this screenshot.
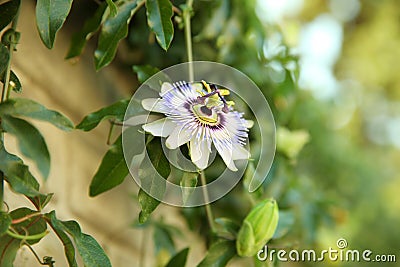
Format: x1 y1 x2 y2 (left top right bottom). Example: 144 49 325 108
5 0 400 266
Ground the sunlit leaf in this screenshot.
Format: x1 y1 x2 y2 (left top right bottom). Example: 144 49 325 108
165 248 189 267
76 99 129 131
95 0 143 70
89 134 129 196
145 0 174 50
138 137 170 223
197 240 236 267
36 0 73 49
276 127 310 159
65 3 107 59
45 211 78 267
0 141 42 197
0 0 20 32
2 116 50 179
0 98 74 131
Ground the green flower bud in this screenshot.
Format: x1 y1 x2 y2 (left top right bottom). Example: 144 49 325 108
236 199 279 257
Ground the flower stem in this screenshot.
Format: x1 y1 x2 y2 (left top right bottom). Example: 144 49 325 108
200 171 215 232
183 0 194 82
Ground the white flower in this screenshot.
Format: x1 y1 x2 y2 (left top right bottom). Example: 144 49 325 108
142 81 253 171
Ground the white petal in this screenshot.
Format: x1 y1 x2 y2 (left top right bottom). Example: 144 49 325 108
232 144 250 160
166 126 192 149
142 98 163 113
213 139 237 171
190 137 211 170
160 82 173 96
142 118 175 137
244 120 254 128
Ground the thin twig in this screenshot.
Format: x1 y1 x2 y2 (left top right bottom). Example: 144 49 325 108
200 171 215 232
11 212 42 224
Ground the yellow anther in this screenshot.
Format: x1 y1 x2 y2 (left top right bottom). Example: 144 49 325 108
201 80 212 93
226 100 235 106
219 89 230 96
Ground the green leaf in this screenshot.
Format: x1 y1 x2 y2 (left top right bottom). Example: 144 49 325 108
35 0 73 49
138 137 171 223
1 116 50 179
0 0 20 32
65 3 107 59
76 99 129 131
197 240 236 267
28 193 54 211
0 232 19 267
153 223 175 256
10 208 47 245
106 0 118 17
0 98 74 131
132 65 160 84
165 248 189 267
276 126 310 159
45 211 78 267
0 141 42 197
180 171 198 205
138 189 159 224
0 235 18 267
95 0 143 70
145 0 174 50
214 217 240 239
236 199 279 257
60 220 111 267
0 212 12 236
89 134 129 196
0 70 22 93
0 208 46 267
0 43 10 75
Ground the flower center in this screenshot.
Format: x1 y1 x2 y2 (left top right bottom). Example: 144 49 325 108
192 104 219 125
